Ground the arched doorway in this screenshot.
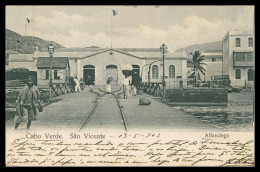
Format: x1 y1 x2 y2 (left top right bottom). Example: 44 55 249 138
132 64 140 76
152 65 159 79
248 69 254 81
83 65 95 85
169 65 175 79
106 65 118 84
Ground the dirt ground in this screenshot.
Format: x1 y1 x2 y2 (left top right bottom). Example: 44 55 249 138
173 90 254 132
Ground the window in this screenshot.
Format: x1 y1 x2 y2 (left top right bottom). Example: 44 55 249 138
234 52 253 62
45 70 49 79
5 54 9 65
169 65 175 78
152 65 159 79
235 38 241 47
212 58 216 62
235 53 243 61
53 70 63 80
235 69 241 79
54 70 57 79
248 38 253 47
54 70 59 79
247 53 253 61
240 53 245 61
234 53 238 61
248 69 254 81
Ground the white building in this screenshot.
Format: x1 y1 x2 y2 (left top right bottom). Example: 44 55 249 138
201 50 223 81
186 50 223 82
6 47 188 88
185 30 254 87
222 30 255 87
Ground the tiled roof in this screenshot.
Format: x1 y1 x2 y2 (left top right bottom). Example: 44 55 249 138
129 51 186 59
55 47 160 52
35 48 187 60
115 48 160 52
10 48 187 61
204 50 222 53
36 57 69 69
55 47 107 52
9 54 34 61
202 50 223 57
36 51 99 58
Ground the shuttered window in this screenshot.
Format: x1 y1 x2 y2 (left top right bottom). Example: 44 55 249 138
235 69 241 79
248 38 253 47
169 65 175 78
152 65 159 79
46 70 49 79
235 38 241 47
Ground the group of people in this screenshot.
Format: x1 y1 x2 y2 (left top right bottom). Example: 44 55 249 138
105 72 140 99
122 72 140 99
69 75 81 92
14 72 140 130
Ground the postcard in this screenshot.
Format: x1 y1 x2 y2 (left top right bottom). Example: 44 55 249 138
5 5 255 167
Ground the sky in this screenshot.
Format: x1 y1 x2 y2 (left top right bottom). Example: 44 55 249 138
6 5 254 52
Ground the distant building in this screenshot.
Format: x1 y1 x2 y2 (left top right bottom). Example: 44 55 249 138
222 30 254 87
7 48 188 88
201 50 223 81
5 50 20 70
186 30 254 87
36 57 70 86
6 53 35 71
186 50 223 82
6 30 254 88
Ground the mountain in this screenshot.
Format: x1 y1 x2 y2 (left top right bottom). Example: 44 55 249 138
175 41 222 55
5 29 65 54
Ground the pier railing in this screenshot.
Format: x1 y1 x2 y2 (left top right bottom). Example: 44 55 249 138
40 81 85 98
49 82 73 97
139 82 163 97
5 81 85 112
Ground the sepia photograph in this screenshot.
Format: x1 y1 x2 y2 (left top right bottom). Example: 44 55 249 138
5 5 254 166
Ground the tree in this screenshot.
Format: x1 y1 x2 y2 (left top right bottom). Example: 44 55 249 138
188 51 207 86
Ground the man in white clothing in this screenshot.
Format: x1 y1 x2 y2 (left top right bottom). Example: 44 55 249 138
122 75 130 99
74 77 81 92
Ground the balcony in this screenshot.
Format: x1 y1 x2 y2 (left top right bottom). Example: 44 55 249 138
233 61 254 67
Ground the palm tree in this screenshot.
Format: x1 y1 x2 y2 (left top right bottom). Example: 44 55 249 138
188 51 207 86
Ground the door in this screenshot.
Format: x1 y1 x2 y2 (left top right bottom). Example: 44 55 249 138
132 65 140 77
106 65 118 85
83 65 95 85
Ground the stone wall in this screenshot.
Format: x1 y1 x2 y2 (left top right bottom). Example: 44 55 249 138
166 88 228 103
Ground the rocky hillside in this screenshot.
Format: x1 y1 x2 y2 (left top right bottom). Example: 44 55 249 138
5 29 65 54
175 41 222 54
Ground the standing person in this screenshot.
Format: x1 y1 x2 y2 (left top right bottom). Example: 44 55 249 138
122 75 129 99
14 77 38 130
74 76 81 92
30 78 41 120
128 74 132 96
106 76 112 93
131 72 140 96
69 76 76 92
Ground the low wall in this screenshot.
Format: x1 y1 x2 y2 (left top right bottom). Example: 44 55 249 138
166 88 228 105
